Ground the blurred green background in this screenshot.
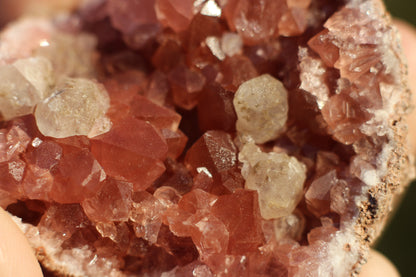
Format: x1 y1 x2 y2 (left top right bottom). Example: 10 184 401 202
379 2 416 276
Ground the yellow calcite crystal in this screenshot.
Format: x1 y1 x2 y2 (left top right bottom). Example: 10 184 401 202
239 141 306 219
233 74 288 144
34 78 111 138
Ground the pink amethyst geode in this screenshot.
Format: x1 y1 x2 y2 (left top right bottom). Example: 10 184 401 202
0 0 413 276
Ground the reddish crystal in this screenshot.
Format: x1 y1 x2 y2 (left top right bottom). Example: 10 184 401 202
152 38 184 73
130 95 181 131
184 130 238 193
0 157 25 197
155 0 195 32
223 0 286 44
161 128 188 159
168 63 206 110
91 116 167 190
305 170 338 217
145 71 170 106
0 124 30 163
278 7 308 37
107 0 160 48
22 140 62 200
308 29 340 67
38 203 91 241
82 178 133 222
211 189 263 254
49 141 105 204
219 55 258 91
321 94 370 144
197 83 237 132
130 191 164 244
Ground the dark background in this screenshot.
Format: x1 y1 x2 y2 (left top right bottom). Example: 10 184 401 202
379 2 416 276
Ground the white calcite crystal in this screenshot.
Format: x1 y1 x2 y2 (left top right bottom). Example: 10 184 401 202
13 56 55 99
35 32 97 79
299 47 330 109
0 57 55 120
0 18 54 64
233 74 288 144
272 212 305 241
221 32 243 57
239 141 306 219
34 78 111 138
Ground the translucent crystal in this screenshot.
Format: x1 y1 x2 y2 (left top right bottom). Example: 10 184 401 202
234 74 288 143
155 0 195 32
130 191 164 244
222 0 284 44
271 212 305 241
35 32 97 79
90 116 167 190
22 140 62 200
184 130 238 192
0 18 53 64
197 83 237 132
0 57 54 120
107 0 160 48
211 190 263 254
13 57 55 99
220 55 258 91
34 78 111 138
298 48 329 109
221 32 243 57
239 142 306 219
49 141 106 204
82 178 133 222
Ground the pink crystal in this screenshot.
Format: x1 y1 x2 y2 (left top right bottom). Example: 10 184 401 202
219 55 258 91
211 190 263 254
155 0 195 32
223 0 286 44
82 178 133 222
130 191 164 244
197 83 237 132
91 116 167 190
107 0 160 48
129 95 181 131
184 130 238 193
321 94 370 144
168 63 206 110
308 29 340 67
49 140 105 204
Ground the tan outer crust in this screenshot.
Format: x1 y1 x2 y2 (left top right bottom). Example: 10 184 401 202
351 0 413 275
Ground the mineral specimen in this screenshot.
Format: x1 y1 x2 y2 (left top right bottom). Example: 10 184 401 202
234 74 288 144
34 78 111 138
0 0 412 277
239 141 306 219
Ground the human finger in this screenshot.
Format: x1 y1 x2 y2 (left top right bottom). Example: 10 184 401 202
359 249 400 277
0 207 43 277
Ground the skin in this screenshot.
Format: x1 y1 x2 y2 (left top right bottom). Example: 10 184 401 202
0 3 413 277
0 207 43 277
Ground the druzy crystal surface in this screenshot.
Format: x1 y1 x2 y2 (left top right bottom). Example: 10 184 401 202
0 0 410 276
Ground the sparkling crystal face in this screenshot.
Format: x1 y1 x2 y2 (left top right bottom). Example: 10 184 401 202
0 0 407 276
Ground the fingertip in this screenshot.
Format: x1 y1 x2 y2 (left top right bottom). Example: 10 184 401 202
0 207 43 277
359 249 400 277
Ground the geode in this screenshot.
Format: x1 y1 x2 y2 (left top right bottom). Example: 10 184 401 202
0 0 413 276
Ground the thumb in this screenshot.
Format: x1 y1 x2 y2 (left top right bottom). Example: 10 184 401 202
0 207 43 277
